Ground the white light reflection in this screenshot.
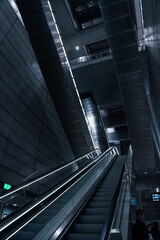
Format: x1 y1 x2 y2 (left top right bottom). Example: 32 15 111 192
54 227 63 238
107 128 115 133
8 0 24 25
88 115 96 128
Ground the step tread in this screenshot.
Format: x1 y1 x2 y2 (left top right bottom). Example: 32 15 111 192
83 207 108 215
10 231 35 240
73 223 103 233
67 233 100 240
92 196 112 201
22 222 43 232
78 215 106 223
87 202 110 208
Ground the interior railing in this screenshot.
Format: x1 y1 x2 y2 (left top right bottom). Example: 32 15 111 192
69 49 112 66
22 149 101 183
0 147 118 240
0 149 101 219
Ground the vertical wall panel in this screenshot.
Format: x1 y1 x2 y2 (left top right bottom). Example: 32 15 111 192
0 1 73 186
142 0 160 170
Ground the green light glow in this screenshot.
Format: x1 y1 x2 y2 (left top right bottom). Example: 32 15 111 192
3 183 11 190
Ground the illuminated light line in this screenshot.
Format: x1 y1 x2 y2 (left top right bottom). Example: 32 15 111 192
1 148 115 235
6 149 112 239
47 0 95 146
0 149 99 200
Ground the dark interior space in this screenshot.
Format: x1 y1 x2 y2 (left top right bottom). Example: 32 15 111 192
0 0 160 239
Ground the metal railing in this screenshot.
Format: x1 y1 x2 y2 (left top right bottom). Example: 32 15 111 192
0 147 117 240
0 149 101 201
69 48 112 66
22 149 101 183
108 145 133 240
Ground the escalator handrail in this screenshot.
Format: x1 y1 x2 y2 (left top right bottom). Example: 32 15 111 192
0 149 101 200
0 147 116 237
22 149 101 182
99 158 125 240
107 146 133 239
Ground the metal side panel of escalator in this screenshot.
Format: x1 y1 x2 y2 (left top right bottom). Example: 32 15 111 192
60 156 125 240
0 148 123 240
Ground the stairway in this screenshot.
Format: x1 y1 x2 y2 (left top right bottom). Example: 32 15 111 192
63 156 125 240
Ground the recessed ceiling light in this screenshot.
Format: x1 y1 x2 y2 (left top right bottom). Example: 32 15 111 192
107 128 115 133
144 172 147 174
75 46 79 50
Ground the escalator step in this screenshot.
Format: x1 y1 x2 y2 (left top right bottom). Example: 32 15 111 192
98 186 115 190
99 183 115 187
87 201 110 208
78 215 106 224
72 223 103 233
92 196 112 202
10 231 35 240
96 186 115 190
67 233 100 240
94 195 112 200
98 187 113 191
22 222 43 232
94 192 110 197
31 215 51 224
83 207 107 215
100 185 116 189
40 209 57 216
99 181 114 188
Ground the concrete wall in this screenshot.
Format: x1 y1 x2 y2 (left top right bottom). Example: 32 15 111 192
0 1 73 186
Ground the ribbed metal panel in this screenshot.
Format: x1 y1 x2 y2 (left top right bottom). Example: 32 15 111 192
99 0 155 176
82 96 109 152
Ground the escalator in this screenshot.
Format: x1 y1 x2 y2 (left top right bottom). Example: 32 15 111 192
62 155 125 240
0 148 126 240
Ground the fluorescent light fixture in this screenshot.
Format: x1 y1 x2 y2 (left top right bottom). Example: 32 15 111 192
107 127 115 133
155 188 160 192
88 115 95 126
111 229 120 233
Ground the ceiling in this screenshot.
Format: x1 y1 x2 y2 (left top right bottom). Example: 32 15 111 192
9 0 160 182
47 0 160 181
48 0 129 151
2 0 160 220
